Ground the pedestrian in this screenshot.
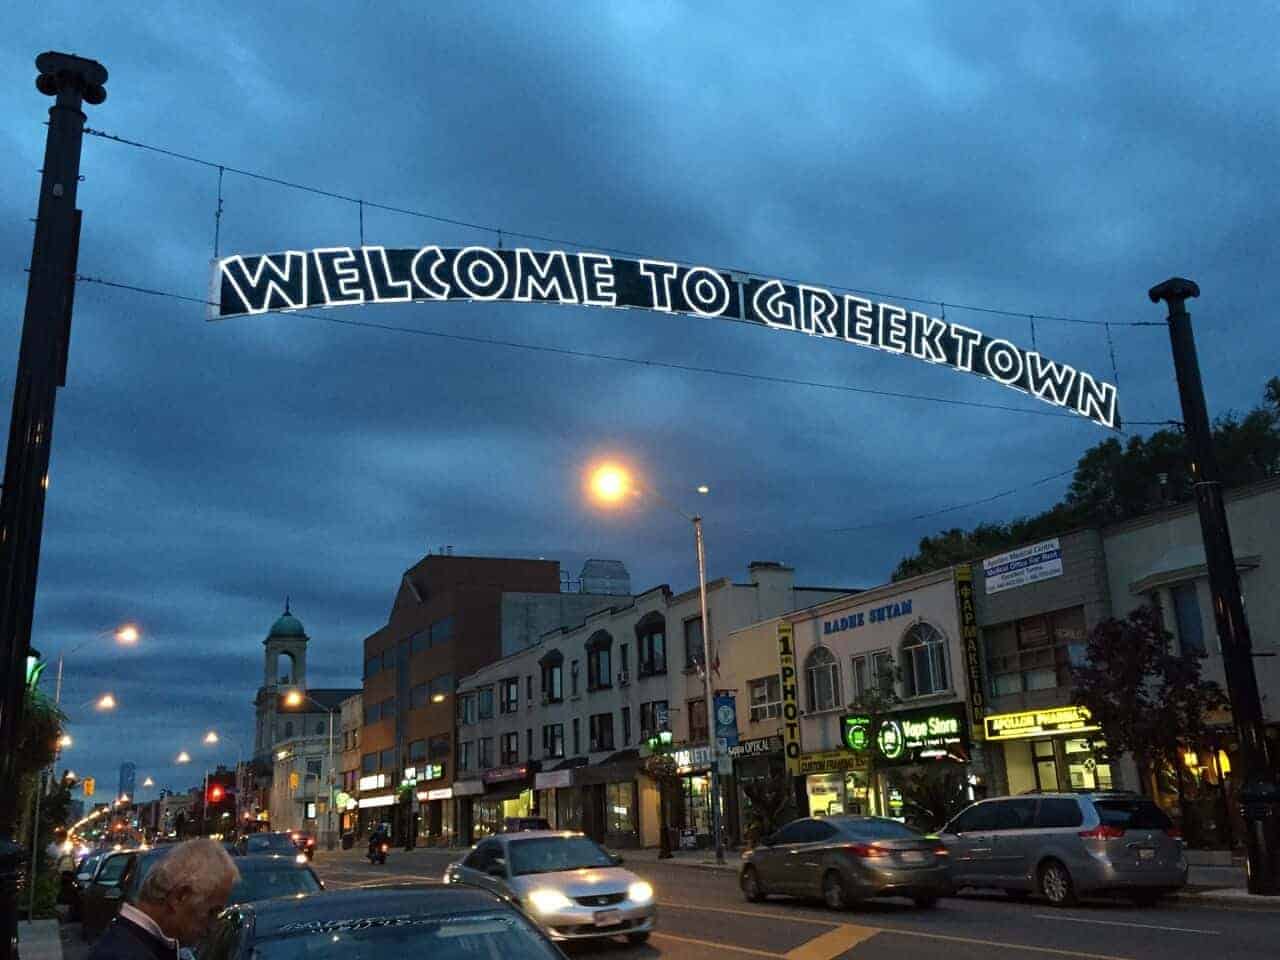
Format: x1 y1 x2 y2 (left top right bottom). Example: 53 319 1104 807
88 838 239 960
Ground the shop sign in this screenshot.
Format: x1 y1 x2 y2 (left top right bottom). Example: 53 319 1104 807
358 773 387 791
714 693 739 749
672 745 713 773
213 246 1119 427
983 705 1099 741
799 750 867 776
777 622 801 775
534 769 573 790
418 787 453 802
482 764 528 784
334 791 351 809
983 538 1064 595
358 794 395 809
728 735 783 759
841 703 969 767
422 763 444 780
953 565 987 737
823 598 912 637
452 780 485 797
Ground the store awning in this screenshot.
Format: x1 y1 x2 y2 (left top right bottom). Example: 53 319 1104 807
574 750 642 787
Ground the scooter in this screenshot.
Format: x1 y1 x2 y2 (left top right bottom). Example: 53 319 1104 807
368 841 389 865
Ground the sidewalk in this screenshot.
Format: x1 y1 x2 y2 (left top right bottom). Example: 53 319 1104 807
624 846 738 872
18 920 62 960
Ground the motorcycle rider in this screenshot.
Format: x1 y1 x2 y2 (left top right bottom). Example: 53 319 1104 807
367 822 390 862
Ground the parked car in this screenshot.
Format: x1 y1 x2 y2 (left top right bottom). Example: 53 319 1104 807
445 831 655 944
80 849 143 940
289 830 317 859
68 852 105 922
937 792 1187 906
123 849 323 907
235 832 299 857
198 887 565 960
501 818 552 833
740 816 951 910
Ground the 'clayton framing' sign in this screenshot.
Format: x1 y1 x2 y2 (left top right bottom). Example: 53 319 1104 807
212 245 1120 428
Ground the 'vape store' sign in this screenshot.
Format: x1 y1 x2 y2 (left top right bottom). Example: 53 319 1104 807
841 703 969 767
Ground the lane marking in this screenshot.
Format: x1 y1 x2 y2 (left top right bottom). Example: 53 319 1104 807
650 931 782 958
658 900 1136 960
1030 914 1221 935
785 924 878 960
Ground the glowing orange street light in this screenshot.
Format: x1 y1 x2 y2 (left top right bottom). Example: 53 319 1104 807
587 463 632 505
203 730 219 745
284 690 303 708
57 734 73 748
96 694 116 710
115 624 140 645
176 751 191 764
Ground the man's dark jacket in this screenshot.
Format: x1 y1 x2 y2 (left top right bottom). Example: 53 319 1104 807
87 913 178 960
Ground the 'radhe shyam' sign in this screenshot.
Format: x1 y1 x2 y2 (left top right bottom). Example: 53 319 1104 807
212 245 1120 428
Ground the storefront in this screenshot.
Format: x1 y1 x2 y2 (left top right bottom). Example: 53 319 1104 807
670 744 724 849
415 786 456 845
731 735 786 845
472 764 534 840
356 792 396 836
984 705 1114 793
452 779 484 845
799 750 870 817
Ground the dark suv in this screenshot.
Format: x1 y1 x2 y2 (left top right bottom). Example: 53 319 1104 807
938 792 1187 906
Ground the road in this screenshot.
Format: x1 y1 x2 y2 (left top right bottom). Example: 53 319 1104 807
311 847 1277 960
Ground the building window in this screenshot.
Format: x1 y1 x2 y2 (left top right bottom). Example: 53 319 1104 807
852 651 894 702
543 723 564 759
805 646 841 713
478 737 494 769
363 703 380 725
541 658 563 703
986 606 1087 698
902 623 949 697
572 718 581 755
477 686 494 720
284 721 294 738
382 649 395 672
570 660 580 697
1172 584 1207 656
748 676 781 722
315 722 325 736
621 706 631 745
587 643 612 691
428 734 450 760
364 655 381 679
500 678 520 713
607 781 635 835
457 693 477 726
619 642 629 680
526 675 534 703
381 697 396 718
640 700 668 739
501 732 520 765
636 614 667 676
410 683 428 710
361 752 376 774
430 616 455 645
410 631 429 654
409 739 427 761
457 741 473 772
688 698 708 743
379 748 395 770
589 713 615 753
684 616 707 670
526 728 533 758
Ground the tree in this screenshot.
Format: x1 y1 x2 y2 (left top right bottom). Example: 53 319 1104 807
739 766 796 848
888 764 968 833
1071 605 1226 797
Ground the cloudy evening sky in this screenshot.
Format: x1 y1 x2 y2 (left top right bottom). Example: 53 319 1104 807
2 1 1276 797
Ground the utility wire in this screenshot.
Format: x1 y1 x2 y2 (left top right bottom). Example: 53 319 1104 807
82 126 1165 330
74 273 1158 425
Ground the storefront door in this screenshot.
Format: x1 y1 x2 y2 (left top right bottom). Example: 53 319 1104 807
1032 740 1059 791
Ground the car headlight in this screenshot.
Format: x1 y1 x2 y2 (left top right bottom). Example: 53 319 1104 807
628 881 654 904
527 888 574 915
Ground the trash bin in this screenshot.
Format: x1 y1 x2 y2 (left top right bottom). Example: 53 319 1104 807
1239 780 1280 896
341 832 354 850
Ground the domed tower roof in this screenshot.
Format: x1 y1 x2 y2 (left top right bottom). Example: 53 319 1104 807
266 598 307 640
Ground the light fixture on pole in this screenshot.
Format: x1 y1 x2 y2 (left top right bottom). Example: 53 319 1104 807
586 461 725 865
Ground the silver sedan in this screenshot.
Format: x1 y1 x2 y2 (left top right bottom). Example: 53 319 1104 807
445 831 656 944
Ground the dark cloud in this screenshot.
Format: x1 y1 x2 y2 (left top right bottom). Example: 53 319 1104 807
2 1 1276 794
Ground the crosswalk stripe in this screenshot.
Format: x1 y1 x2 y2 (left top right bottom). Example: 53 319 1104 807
785 924 879 960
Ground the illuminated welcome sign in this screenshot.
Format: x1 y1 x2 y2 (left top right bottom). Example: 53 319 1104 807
212 245 1120 428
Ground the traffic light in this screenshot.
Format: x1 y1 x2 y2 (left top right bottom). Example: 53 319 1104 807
208 784 225 803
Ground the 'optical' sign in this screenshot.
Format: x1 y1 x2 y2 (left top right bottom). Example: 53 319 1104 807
213 245 1119 428
842 704 969 767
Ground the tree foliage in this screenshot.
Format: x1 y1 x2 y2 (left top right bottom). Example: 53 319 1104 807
1070 605 1226 788
740 767 796 848
892 375 1280 580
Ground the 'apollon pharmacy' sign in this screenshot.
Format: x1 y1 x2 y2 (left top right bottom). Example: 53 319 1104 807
212 245 1119 428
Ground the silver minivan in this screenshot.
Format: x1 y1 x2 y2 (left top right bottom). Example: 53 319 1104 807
938 792 1187 906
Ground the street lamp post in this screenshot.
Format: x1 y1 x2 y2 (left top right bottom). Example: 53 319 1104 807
587 463 725 864
284 691 338 851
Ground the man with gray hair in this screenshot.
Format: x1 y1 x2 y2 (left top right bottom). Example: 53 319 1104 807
89 839 239 960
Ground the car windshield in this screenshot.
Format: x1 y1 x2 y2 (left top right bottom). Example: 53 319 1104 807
248 835 297 854
840 819 925 840
78 855 103 879
507 837 615 876
250 911 560 960
232 868 321 904
1094 799 1173 831
96 855 130 884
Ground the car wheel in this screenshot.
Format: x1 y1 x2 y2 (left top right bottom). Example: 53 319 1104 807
741 866 766 903
913 895 939 909
627 932 651 944
1039 860 1078 907
822 870 850 910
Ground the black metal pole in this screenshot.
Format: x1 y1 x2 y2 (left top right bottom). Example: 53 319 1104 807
0 52 106 957
1148 277 1279 896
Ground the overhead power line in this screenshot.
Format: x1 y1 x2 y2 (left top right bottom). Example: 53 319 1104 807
73 273 1154 425
82 126 1164 330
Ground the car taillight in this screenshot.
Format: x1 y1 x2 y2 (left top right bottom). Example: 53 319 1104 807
1078 825 1126 840
1165 827 1182 840
845 842 889 858
932 845 948 857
